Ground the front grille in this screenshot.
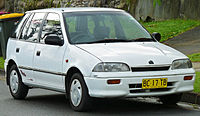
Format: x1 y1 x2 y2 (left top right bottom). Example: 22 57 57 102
131 66 170 72
130 88 171 93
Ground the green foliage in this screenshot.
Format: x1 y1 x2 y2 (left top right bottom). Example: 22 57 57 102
126 0 131 5
141 19 200 42
194 72 200 93
22 0 57 12
153 0 161 7
188 53 200 62
0 57 4 69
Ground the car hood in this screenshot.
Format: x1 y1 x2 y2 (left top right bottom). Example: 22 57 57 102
75 42 187 67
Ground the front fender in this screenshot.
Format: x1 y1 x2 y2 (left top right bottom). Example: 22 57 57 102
63 45 101 77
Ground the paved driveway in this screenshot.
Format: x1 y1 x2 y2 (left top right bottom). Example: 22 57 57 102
164 26 200 55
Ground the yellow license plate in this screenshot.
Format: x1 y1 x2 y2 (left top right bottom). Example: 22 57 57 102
142 78 168 89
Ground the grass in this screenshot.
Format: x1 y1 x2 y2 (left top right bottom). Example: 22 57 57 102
0 57 4 69
188 53 200 62
141 19 200 42
194 72 200 93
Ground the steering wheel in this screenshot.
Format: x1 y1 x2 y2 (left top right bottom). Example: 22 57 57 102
71 32 93 43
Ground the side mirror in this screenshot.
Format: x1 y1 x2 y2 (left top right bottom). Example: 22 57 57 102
44 34 64 46
152 32 161 42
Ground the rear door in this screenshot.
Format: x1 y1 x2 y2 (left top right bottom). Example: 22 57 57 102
33 13 66 91
16 13 46 84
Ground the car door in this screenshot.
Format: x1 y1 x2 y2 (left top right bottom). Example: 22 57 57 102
16 13 46 84
33 13 66 91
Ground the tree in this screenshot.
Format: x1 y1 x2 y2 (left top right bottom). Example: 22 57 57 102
5 0 15 12
153 0 161 7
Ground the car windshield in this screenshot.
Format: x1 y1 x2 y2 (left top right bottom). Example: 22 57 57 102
63 11 154 44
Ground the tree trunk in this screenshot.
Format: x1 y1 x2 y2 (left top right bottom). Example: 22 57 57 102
128 0 137 16
0 0 5 10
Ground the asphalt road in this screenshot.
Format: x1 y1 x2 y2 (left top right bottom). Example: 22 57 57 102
0 78 200 116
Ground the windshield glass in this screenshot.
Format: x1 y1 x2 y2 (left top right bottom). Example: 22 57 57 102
63 11 154 44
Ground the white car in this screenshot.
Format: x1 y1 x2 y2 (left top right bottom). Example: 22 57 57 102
5 8 195 111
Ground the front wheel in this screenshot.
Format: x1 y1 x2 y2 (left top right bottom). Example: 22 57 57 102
68 73 92 111
159 94 182 105
8 65 29 99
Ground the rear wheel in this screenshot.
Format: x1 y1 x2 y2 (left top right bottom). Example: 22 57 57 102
68 73 92 111
8 65 29 99
159 94 182 105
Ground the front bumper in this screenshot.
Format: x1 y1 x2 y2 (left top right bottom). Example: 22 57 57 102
84 70 195 98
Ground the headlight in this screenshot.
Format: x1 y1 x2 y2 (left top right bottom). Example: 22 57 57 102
92 62 130 72
172 59 192 70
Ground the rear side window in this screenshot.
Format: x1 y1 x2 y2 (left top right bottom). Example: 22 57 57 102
19 13 46 42
12 13 30 38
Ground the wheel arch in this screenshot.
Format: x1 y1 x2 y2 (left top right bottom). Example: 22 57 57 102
65 67 84 93
6 59 17 85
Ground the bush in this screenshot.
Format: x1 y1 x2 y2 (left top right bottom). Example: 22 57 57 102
23 0 60 12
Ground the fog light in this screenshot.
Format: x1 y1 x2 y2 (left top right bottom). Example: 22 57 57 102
184 76 193 80
107 79 120 84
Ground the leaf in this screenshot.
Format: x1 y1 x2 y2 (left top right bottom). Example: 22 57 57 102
153 0 161 7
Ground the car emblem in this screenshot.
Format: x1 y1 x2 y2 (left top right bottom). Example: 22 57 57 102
149 60 154 64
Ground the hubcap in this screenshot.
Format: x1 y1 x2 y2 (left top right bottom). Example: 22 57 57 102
70 79 82 107
9 70 19 94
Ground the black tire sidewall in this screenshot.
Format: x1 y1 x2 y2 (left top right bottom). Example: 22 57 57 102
8 65 28 99
68 73 91 111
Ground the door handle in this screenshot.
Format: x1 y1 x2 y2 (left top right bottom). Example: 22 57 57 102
36 51 41 56
16 48 20 53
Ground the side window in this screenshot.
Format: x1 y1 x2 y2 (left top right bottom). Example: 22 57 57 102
40 13 62 43
12 13 30 38
19 13 34 40
20 13 45 42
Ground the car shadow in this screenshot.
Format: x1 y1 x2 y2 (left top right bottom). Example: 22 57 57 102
22 93 197 116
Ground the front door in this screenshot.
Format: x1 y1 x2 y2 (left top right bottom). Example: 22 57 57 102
33 13 66 91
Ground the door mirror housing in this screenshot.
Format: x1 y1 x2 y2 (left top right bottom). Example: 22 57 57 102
152 32 161 42
44 35 64 46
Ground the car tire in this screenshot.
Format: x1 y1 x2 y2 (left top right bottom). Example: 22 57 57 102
8 65 29 99
159 94 182 105
68 73 92 111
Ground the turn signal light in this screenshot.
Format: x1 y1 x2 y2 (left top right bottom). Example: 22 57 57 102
184 76 193 80
107 79 120 84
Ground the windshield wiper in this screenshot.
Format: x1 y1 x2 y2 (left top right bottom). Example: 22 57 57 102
81 39 132 44
74 38 155 44
131 38 155 42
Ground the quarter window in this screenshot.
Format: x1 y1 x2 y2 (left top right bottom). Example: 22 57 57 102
19 13 34 40
12 13 30 38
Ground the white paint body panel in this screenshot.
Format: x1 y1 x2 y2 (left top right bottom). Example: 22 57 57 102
15 41 36 84
75 42 186 66
33 43 66 90
5 8 195 98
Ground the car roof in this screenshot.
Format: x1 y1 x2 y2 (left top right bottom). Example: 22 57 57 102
26 7 124 13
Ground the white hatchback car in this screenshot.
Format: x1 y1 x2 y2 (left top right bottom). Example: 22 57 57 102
5 8 195 111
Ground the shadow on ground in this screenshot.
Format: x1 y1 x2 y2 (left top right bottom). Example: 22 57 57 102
20 93 196 116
